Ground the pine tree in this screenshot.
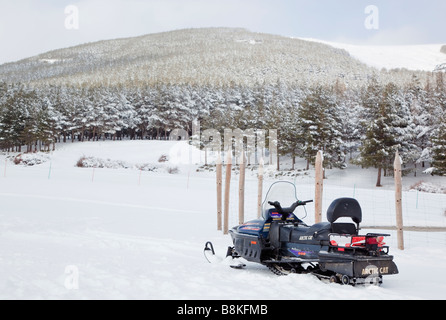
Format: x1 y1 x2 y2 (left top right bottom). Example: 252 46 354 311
296 86 344 172
406 75 431 170
0 84 35 151
356 82 412 186
431 115 446 176
52 85 74 143
429 73 446 175
336 88 362 161
117 90 138 140
35 97 58 151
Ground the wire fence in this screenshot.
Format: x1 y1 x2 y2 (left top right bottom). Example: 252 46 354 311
2 156 446 250
228 168 446 250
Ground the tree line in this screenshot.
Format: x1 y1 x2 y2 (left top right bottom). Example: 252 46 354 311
0 72 445 179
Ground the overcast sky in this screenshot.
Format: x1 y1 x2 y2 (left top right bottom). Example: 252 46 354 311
0 0 445 64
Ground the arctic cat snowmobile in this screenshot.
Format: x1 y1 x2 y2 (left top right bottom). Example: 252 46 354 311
205 181 398 286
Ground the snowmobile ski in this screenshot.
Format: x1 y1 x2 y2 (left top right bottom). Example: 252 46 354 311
204 241 218 263
204 242 247 268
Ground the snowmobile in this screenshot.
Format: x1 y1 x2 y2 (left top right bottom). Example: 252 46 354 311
205 181 398 285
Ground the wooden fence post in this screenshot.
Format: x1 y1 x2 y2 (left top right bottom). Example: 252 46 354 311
223 151 232 235
257 157 264 219
238 152 246 225
216 153 223 231
394 151 405 250
315 151 323 224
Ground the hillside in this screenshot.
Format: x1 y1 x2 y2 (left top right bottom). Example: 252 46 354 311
0 28 430 88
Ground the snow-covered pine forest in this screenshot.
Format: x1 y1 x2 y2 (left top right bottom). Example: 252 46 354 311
1 72 445 178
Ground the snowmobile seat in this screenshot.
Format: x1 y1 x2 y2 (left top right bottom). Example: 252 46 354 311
277 223 332 243
327 198 362 235
288 222 331 242
331 223 357 235
308 222 331 234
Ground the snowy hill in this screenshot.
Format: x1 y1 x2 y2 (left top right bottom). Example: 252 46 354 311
303 38 446 72
0 28 431 88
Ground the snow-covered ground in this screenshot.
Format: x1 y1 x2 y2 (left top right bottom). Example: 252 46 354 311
0 140 445 300
302 38 446 72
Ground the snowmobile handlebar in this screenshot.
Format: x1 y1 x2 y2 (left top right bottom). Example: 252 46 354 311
268 200 313 216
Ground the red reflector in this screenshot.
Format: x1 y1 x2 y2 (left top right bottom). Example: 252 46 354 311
338 248 345 252
251 241 257 245
352 236 365 243
351 236 366 247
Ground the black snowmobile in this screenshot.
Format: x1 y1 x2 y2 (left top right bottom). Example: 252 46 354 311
205 181 398 286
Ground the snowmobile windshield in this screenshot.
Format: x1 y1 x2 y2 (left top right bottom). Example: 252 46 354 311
262 181 299 220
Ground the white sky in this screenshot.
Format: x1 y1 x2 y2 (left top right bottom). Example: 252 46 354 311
0 0 445 64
